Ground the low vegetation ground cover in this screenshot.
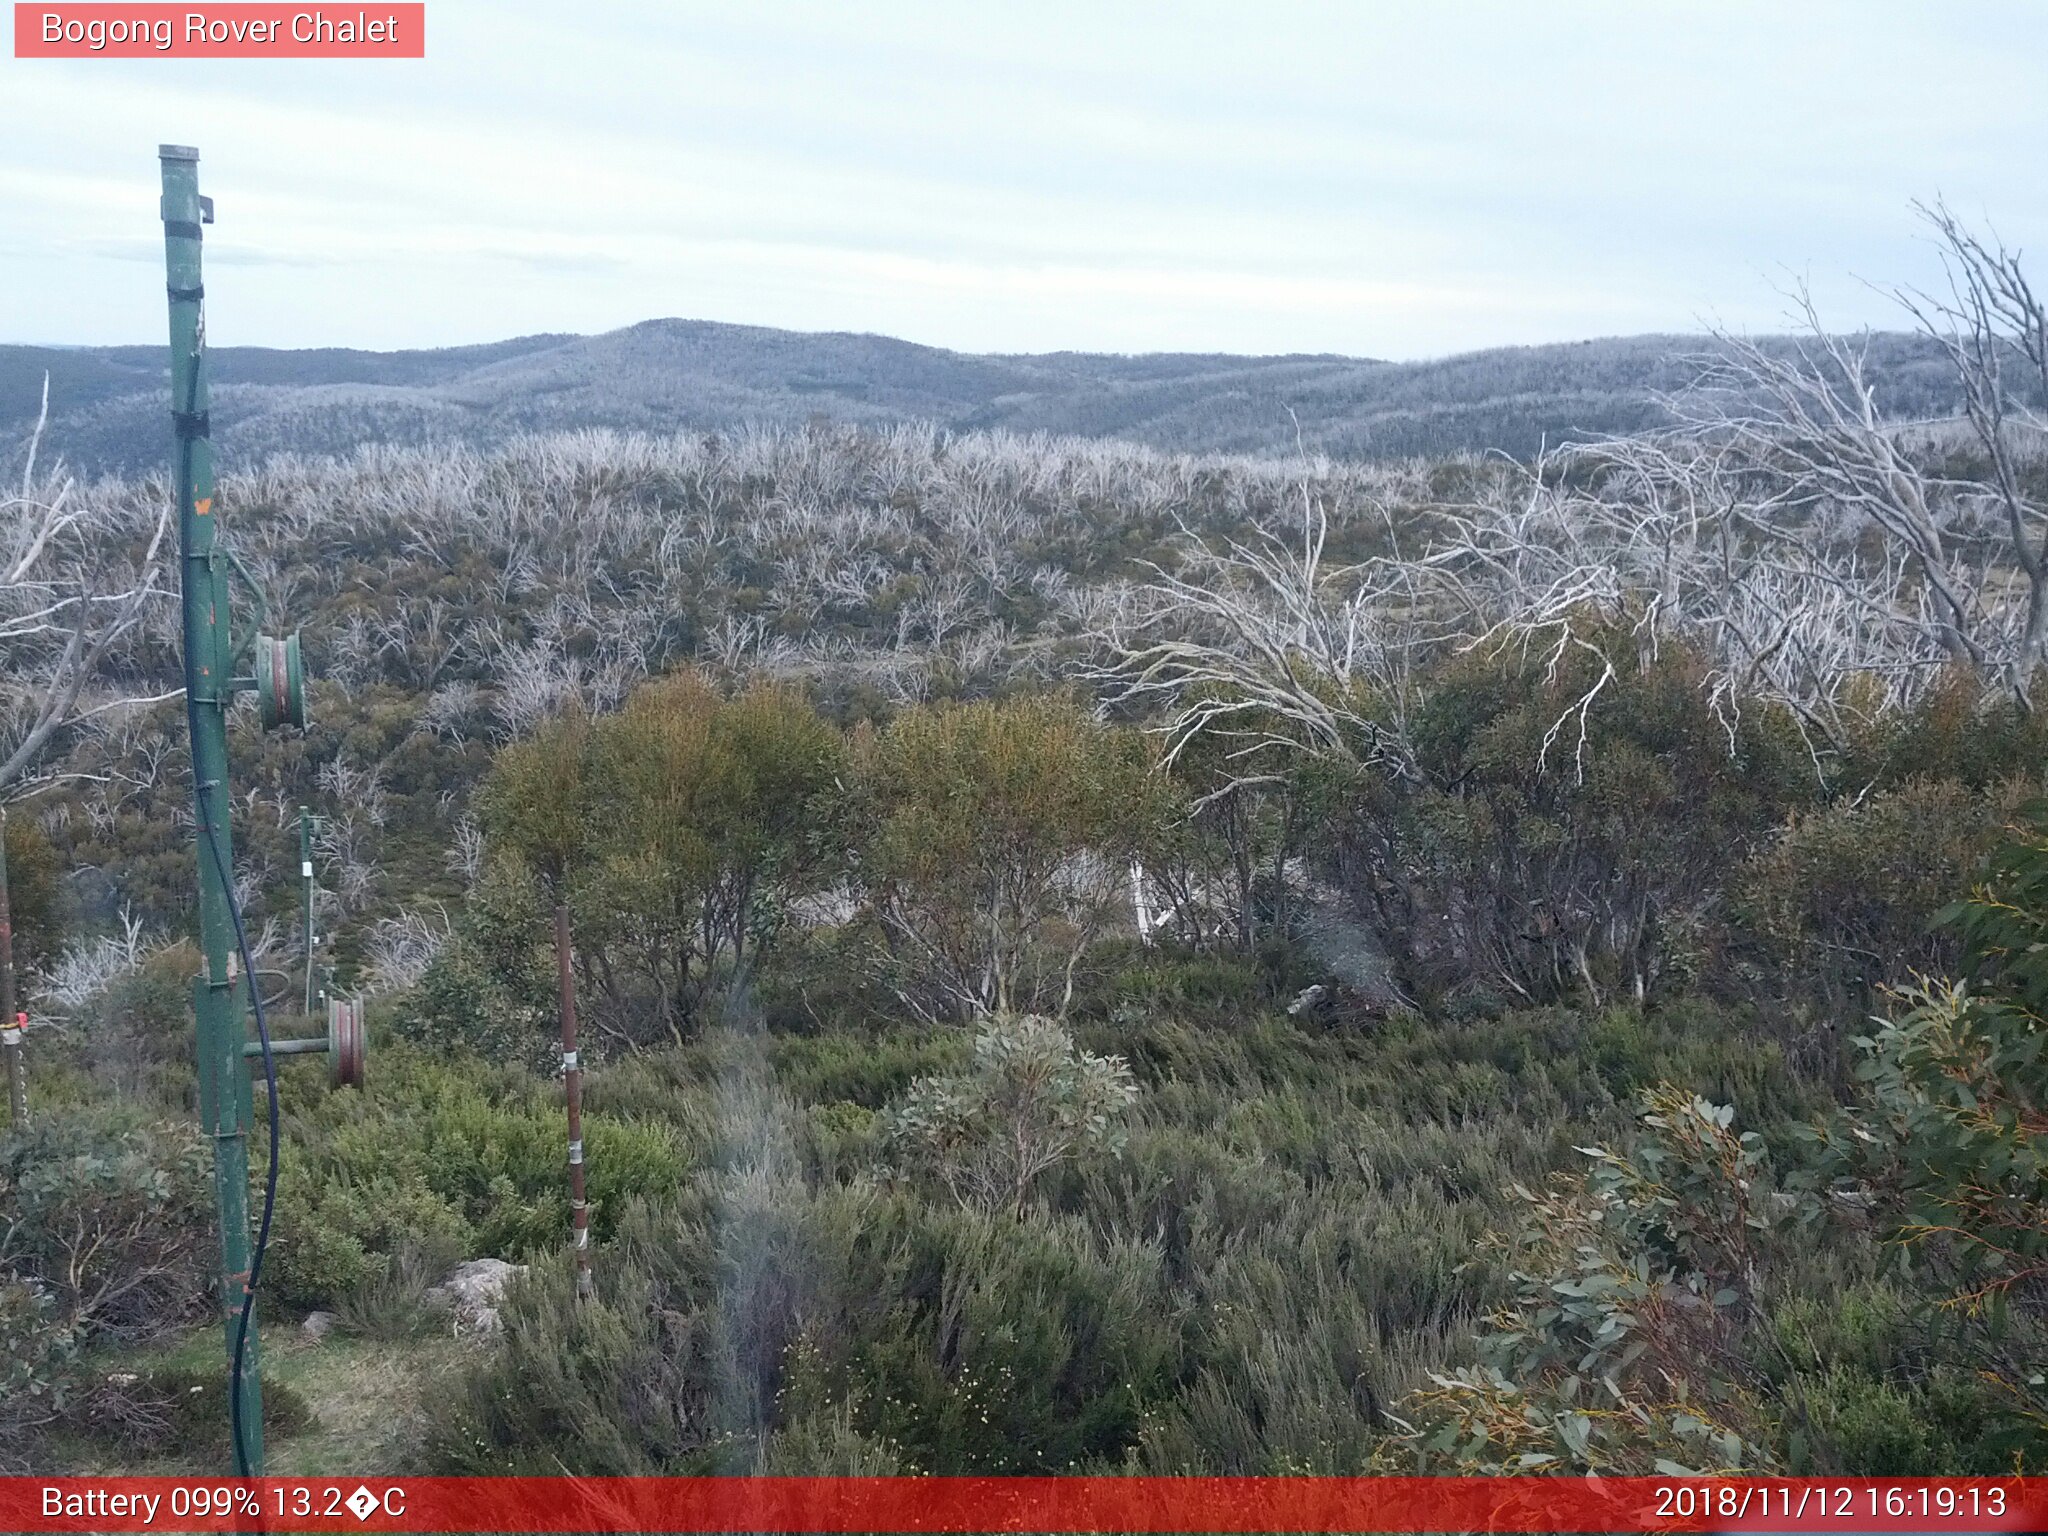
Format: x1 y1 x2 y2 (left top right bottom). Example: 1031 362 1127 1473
12 863 2046 1474
9 214 2048 1472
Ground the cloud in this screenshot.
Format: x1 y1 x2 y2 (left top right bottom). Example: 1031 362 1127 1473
3 1 2045 355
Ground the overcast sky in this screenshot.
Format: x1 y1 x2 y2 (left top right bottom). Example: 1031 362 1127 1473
5 2 2044 359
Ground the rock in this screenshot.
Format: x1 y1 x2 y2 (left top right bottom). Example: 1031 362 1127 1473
300 1310 338 1340
1286 983 1329 1017
426 1257 528 1337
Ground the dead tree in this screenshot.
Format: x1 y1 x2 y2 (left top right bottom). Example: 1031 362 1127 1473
1675 209 2048 712
1101 480 1424 790
1893 199 2048 702
0 378 174 795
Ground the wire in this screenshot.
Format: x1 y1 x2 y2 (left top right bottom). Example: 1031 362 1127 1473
177 321 280 1482
199 795 280 1482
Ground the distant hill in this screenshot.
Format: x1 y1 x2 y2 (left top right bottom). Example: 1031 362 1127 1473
0 319 1962 475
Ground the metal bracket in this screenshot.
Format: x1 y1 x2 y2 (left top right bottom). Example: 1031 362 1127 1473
223 543 269 665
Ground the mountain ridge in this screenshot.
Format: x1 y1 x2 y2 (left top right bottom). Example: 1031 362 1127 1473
0 317 1959 473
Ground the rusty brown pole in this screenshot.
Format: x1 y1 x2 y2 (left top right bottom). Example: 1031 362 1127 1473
554 901 594 1302
0 809 24 1127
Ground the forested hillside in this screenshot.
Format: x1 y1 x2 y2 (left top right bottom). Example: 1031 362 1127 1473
0 322 1964 474
5 214 2048 1481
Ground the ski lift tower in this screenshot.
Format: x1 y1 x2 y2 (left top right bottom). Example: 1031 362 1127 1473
160 143 363 1476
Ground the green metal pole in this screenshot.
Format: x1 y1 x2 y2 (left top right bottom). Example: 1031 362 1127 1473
300 806 315 1015
161 143 264 1474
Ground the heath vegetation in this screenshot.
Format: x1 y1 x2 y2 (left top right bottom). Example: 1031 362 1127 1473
5 205 2048 1475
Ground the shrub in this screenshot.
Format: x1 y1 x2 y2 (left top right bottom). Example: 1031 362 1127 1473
1849 672 2048 795
1086 946 1272 1023
1142 710 1353 952
839 1206 1177 1472
479 674 848 1045
1807 799 2048 1441
270 1043 687 1308
0 1105 213 1469
760 1397 906 1474
334 1234 470 1342
428 1175 1180 1475
70 942 197 1102
1793 1369 1950 1475
1336 628 1806 1008
0 1276 82 1469
882 1015 1137 1218
83 1366 314 1460
0 1106 211 1339
1737 775 2026 1005
849 694 1164 1020
1391 1087 1817 1475
763 1028 962 1111
269 1154 475 1312
400 857 557 1069
2 812 66 980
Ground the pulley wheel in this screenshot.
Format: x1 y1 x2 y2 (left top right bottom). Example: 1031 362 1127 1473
327 999 366 1089
256 631 308 731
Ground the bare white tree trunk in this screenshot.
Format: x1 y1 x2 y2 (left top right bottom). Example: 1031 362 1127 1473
0 376 174 796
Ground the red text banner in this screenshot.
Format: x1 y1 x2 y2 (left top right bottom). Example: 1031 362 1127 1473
14 5 424 57
3 1476 2044 1534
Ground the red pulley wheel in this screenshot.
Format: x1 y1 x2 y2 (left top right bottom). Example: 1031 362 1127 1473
327 999 366 1088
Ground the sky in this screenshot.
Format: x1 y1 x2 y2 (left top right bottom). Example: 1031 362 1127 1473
4 1 2045 360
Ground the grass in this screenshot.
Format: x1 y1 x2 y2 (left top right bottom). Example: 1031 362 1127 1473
69 1323 467 1476
45 962 1838 1475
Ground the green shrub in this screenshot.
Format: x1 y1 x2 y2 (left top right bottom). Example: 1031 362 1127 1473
335 1234 469 1342
429 1172 1180 1475
480 674 849 1045
0 1106 211 1338
849 694 1165 1020
0 1277 82 1469
1805 800 2048 1440
1737 775 2027 1002
768 1027 963 1108
1848 672 2048 795
1336 627 1810 1007
841 1207 1177 1472
759 1396 907 1474
270 1154 475 1311
881 1015 1137 1218
803 1100 879 1186
1793 1370 1948 1475
3 812 67 980
1392 1087 1819 1475
73 943 200 1102
401 858 556 1069
271 1043 686 1308
1088 946 1272 1022
1129 1176 1485 1473
1764 1284 1916 1384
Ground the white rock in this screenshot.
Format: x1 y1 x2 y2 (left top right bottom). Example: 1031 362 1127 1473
300 1310 339 1340
1286 983 1328 1016
426 1257 528 1337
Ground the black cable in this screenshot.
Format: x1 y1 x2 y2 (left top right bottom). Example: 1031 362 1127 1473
197 793 280 1482
174 311 280 1482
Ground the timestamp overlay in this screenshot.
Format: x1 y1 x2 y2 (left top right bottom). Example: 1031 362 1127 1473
4 1477 2045 1533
